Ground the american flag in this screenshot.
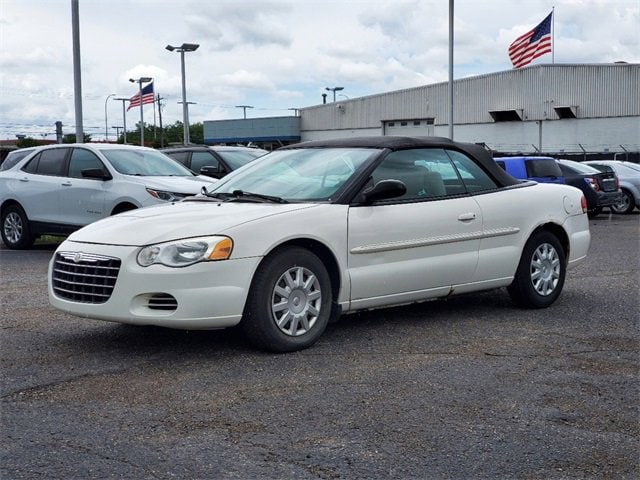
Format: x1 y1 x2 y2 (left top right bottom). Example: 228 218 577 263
127 82 155 111
508 12 553 69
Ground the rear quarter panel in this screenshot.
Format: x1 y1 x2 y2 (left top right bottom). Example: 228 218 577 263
472 183 587 281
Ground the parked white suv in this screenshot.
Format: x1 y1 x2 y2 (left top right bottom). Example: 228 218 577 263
0 143 213 249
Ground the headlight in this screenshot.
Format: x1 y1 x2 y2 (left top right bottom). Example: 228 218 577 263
137 236 233 267
146 188 186 202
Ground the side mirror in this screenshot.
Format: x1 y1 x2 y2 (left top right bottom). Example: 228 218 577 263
81 168 112 180
360 179 406 204
199 165 223 179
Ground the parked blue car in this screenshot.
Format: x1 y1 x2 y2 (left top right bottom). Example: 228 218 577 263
495 156 565 184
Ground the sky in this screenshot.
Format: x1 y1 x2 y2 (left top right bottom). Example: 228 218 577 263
0 0 638 141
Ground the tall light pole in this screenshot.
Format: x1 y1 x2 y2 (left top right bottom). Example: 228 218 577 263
448 0 454 140
129 77 152 146
325 86 344 102
104 93 116 141
113 97 129 144
236 105 254 119
166 43 200 145
71 0 83 143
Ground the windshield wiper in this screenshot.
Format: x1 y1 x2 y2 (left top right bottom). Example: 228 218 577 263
225 190 288 204
200 187 228 200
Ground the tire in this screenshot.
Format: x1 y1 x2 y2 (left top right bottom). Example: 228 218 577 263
242 247 332 352
507 230 566 309
1 204 35 250
610 189 635 214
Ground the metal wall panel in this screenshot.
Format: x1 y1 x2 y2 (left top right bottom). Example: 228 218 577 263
300 64 639 132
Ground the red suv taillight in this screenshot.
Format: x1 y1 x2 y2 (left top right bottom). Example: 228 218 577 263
581 195 588 213
584 177 600 191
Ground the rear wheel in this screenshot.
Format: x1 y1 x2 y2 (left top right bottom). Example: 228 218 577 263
508 231 566 309
242 247 332 352
1 205 35 250
610 189 635 214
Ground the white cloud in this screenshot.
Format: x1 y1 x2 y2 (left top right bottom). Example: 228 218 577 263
0 0 638 140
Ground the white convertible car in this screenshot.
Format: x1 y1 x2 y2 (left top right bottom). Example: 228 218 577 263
48 137 590 352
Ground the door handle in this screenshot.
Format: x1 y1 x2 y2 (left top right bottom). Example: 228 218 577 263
61 182 72 186
458 212 477 222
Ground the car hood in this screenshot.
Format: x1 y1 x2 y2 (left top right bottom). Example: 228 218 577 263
136 175 215 193
67 200 319 246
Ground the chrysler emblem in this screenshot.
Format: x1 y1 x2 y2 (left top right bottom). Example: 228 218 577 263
73 253 83 263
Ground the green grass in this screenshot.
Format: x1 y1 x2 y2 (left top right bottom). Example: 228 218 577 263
35 235 65 245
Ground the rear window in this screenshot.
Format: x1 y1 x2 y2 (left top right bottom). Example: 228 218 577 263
588 164 613 173
525 159 563 178
1 149 34 171
560 160 600 174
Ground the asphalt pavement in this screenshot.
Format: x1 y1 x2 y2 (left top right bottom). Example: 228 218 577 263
1 213 638 479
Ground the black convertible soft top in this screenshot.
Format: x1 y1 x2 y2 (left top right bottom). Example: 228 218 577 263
282 136 520 188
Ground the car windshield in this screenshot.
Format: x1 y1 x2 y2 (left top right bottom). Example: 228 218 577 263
102 149 196 176
208 147 380 201
218 149 267 170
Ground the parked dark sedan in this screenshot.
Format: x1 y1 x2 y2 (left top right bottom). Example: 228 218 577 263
161 145 267 179
556 159 622 217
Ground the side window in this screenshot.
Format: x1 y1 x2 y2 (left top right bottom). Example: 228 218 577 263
21 153 41 174
68 148 106 179
165 151 189 165
22 149 67 176
191 152 219 174
446 150 498 193
370 149 452 201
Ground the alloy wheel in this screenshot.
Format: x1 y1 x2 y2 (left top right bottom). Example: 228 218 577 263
3 211 23 244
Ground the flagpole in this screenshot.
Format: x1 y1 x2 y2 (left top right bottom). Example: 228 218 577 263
552 6 555 64
138 82 144 146
448 0 454 140
153 93 157 141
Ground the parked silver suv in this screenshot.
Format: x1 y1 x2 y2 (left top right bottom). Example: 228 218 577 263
1 144 213 249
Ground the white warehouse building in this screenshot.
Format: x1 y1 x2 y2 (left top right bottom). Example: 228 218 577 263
204 63 639 157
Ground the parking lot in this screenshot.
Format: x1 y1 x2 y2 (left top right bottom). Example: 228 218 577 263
1 213 638 479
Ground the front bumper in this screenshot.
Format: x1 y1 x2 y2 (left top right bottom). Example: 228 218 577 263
48 240 261 329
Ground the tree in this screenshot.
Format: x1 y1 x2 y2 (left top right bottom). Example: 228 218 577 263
118 121 204 147
63 133 92 143
16 137 43 148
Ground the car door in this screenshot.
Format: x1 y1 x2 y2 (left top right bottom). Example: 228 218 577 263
347 148 484 310
17 147 69 224
60 147 109 226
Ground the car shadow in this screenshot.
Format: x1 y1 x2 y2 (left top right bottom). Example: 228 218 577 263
55 289 514 358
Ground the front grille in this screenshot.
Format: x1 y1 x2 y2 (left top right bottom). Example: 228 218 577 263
52 252 121 304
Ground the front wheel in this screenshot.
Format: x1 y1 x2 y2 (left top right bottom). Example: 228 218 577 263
1 205 35 250
508 231 566 309
242 247 332 352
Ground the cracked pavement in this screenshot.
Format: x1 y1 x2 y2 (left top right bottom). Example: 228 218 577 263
1 213 638 479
